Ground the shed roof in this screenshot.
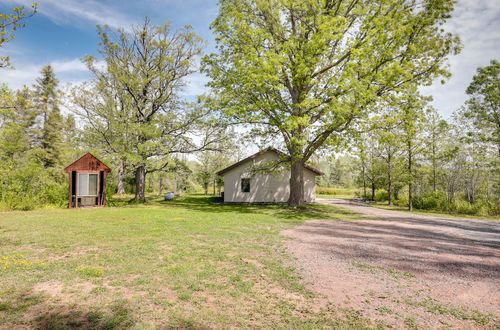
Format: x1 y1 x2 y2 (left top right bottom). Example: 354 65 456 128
216 148 324 176
64 153 111 173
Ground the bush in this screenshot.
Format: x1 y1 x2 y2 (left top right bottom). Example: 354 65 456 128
394 195 408 207
448 200 492 216
411 191 499 216
0 162 67 211
374 190 388 202
413 191 448 211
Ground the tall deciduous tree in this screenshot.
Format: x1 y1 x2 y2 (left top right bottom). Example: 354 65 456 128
463 60 499 153
398 90 428 211
372 109 402 205
204 0 460 206
78 18 224 201
426 107 450 192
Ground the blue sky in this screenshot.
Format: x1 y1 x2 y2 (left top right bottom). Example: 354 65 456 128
0 0 499 118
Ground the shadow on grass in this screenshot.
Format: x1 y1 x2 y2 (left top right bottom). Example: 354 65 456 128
0 287 135 329
108 194 361 222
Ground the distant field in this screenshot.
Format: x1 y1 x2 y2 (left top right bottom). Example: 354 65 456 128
0 194 369 328
316 187 357 200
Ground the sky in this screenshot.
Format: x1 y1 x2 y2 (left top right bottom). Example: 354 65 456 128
0 0 499 119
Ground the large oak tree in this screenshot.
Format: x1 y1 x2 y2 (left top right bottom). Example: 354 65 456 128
204 0 460 206
77 19 224 201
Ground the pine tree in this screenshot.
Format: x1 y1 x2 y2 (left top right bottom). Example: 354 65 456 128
34 65 58 126
34 65 63 168
41 107 63 168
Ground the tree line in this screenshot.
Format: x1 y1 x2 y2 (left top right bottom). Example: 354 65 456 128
1 0 497 211
313 60 498 216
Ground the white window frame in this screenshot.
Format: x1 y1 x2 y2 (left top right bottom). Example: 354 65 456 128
77 173 99 197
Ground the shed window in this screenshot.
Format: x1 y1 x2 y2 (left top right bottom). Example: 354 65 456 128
241 178 250 192
78 173 98 196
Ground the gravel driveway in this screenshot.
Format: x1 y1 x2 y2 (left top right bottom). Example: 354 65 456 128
283 199 500 329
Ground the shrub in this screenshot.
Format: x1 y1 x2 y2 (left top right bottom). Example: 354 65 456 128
413 191 448 211
0 162 67 210
394 195 408 207
449 200 491 216
374 190 388 202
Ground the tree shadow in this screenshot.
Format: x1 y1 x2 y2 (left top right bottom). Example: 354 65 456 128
287 219 500 280
34 304 133 330
155 195 362 222
1 289 135 329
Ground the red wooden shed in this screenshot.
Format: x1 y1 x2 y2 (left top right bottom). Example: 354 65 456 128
64 153 111 208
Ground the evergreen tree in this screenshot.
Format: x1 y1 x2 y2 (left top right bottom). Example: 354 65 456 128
34 65 63 168
34 64 59 126
41 107 63 168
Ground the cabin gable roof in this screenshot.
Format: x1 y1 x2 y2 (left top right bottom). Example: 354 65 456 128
216 148 323 176
64 153 111 173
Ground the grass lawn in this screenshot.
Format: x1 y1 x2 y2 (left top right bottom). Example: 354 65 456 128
0 194 371 329
316 187 357 200
370 202 500 221
316 194 355 200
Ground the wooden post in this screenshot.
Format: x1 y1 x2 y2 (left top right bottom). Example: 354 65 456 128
68 173 72 208
103 172 107 206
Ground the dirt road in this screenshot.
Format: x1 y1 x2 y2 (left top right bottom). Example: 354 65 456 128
283 199 500 329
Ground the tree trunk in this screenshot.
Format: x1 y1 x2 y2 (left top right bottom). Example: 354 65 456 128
288 159 305 206
371 182 375 201
213 178 216 195
363 178 367 201
134 164 146 202
388 172 392 206
409 182 413 211
117 160 126 195
159 175 163 195
361 161 367 200
387 152 393 206
408 144 413 212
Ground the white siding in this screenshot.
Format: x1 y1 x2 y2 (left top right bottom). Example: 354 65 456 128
222 151 317 203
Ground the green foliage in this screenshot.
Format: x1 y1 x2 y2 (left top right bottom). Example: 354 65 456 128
204 0 460 205
0 71 76 211
0 160 67 211
74 18 225 202
374 190 388 202
460 59 499 149
413 191 448 211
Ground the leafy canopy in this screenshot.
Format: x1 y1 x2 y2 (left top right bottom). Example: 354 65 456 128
204 0 461 161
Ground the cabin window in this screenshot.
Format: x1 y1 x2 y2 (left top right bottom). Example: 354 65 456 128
78 173 98 196
241 178 250 193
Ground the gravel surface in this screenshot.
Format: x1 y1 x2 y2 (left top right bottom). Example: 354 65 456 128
283 199 500 329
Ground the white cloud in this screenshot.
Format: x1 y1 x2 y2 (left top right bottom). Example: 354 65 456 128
0 58 92 89
182 72 209 98
422 0 500 118
3 0 135 30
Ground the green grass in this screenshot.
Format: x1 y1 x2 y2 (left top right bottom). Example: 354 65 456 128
0 194 372 328
405 297 497 326
371 202 500 221
316 187 357 200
